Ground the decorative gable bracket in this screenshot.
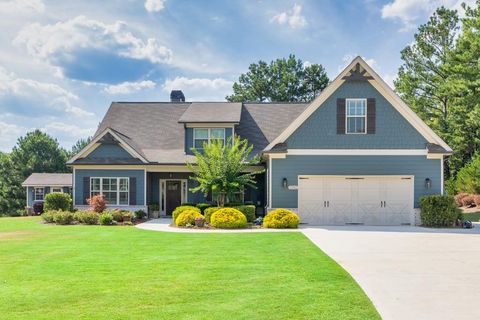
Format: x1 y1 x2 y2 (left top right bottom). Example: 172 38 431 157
341 63 374 82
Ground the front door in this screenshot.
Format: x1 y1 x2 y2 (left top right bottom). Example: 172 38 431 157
166 181 182 216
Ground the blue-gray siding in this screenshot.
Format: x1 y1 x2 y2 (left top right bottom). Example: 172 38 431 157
26 186 70 206
74 169 145 206
286 81 428 149
185 127 233 154
86 144 133 159
271 155 441 208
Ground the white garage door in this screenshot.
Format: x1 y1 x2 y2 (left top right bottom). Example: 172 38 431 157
298 176 414 225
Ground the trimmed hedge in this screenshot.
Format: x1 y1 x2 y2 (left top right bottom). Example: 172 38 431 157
204 206 221 223
234 205 256 222
44 192 72 211
210 208 247 229
420 195 459 227
175 210 204 226
196 203 212 213
52 211 75 225
263 209 300 229
173 206 200 222
74 211 99 225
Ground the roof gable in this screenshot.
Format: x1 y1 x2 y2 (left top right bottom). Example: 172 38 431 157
264 56 452 153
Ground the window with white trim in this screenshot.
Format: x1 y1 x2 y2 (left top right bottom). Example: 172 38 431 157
193 128 226 149
34 187 44 201
346 99 366 134
90 177 129 205
51 187 63 193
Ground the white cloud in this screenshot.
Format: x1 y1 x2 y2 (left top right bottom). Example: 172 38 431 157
163 77 233 101
270 4 307 29
42 122 95 137
381 0 476 31
338 54 378 72
145 0 166 13
0 121 29 151
0 66 93 117
14 15 172 65
104 80 156 94
0 0 45 15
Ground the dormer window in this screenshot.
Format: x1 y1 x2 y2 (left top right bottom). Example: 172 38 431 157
346 99 367 134
193 128 226 149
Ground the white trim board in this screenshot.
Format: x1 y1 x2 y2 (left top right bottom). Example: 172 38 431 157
159 179 188 215
264 56 451 152
287 149 428 156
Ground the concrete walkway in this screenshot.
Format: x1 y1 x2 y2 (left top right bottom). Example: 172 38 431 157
302 225 480 320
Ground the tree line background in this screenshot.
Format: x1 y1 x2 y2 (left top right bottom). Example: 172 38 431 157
1 1 479 214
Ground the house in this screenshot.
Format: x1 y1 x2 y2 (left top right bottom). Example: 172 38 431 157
22 173 72 207
67 57 452 225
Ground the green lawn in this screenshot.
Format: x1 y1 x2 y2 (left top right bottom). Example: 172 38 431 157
464 212 480 222
0 217 379 320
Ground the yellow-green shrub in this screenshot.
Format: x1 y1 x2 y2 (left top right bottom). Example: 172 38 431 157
234 205 256 222
210 208 247 229
204 206 221 223
263 209 300 229
175 210 204 226
74 211 99 225
172 206 200 222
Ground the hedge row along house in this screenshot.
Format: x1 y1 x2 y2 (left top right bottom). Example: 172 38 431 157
58 56 451 225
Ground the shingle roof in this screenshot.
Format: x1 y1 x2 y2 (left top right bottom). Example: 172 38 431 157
22 173 72 187
426 143 452 154
89 101 309 164
178 102 242 123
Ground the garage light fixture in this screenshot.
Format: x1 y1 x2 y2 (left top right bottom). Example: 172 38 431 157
282 178 288 189
425 178 432 189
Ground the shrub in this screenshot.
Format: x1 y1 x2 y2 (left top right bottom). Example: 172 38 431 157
175 209 204 226
87 195 106 213
99 213 114 225
462 195 475 207
53 211 75 225
196 203 212 213
234 205 256 222
224 202 244 207
123 211 133 222
204 206 221 223
263 209 300 229
181 202 196 206
474 195 480 207
420 195 459 227
210 208 247 229
134 210 146 220
149 203 159 211
44 192 72 211
42 210 57 223
8 210 23 217
172 206 200 222
123 221 133 226
74 211 99 225
454 193 469 207
455 154 480 194
105 209 124 222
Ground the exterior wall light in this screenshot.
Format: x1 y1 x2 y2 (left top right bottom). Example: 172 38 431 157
425 178 432 189
282 178 288 189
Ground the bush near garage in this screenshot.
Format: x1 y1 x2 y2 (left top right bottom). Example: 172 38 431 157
204 207 221 223
175 210 204 227
263 209 300 229
420 195 460 227
210 208 247 229
172 206 200 222
44 192 72 211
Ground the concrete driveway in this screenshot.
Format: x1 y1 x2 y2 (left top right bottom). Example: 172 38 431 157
301 225 480 320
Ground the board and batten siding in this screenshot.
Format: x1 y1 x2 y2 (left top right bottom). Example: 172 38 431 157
85 144 134 159
185 127 233 155
271 155 441 208
74 169 145 206
285 81 428 149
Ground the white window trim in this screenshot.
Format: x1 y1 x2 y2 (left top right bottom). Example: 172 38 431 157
193 128 226 149
34 187 44 201
90 177 130 206
50 187 63 193
159 179 188 215
345 98 367 134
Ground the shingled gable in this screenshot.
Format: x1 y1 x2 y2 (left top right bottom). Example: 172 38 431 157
263 56 452 154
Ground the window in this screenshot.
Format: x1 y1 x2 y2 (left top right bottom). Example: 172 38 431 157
346 99 366 134
90 177 129 205
34 187 44 201
51 187 63 193
193 128 226 149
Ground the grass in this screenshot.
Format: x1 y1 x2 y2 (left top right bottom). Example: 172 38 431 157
0 217 379 320
463 212 480 222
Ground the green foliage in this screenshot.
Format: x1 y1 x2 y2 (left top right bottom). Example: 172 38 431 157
196 203 211 213
74 211 99 225
210 208 247 229
52 211 75 225
454 154 480 194
70 137 92 158
181 202 196 206
175 210 204 227
204 206 221 223
41 211 56 223
44 192 72 211
149 203 159 211
420 195 459 227
99 213 114 225
187 136 263 207
263 209 300 229
122 211 133 222
226 54 329 102
104 209 124 222
134 210 146 220
234 205 256 222
172 206 200 222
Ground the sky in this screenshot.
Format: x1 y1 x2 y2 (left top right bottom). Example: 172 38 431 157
0 0 475 152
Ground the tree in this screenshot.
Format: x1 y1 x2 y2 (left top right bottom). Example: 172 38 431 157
226 54 329 102
187 137 263 207
70 136 92 158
